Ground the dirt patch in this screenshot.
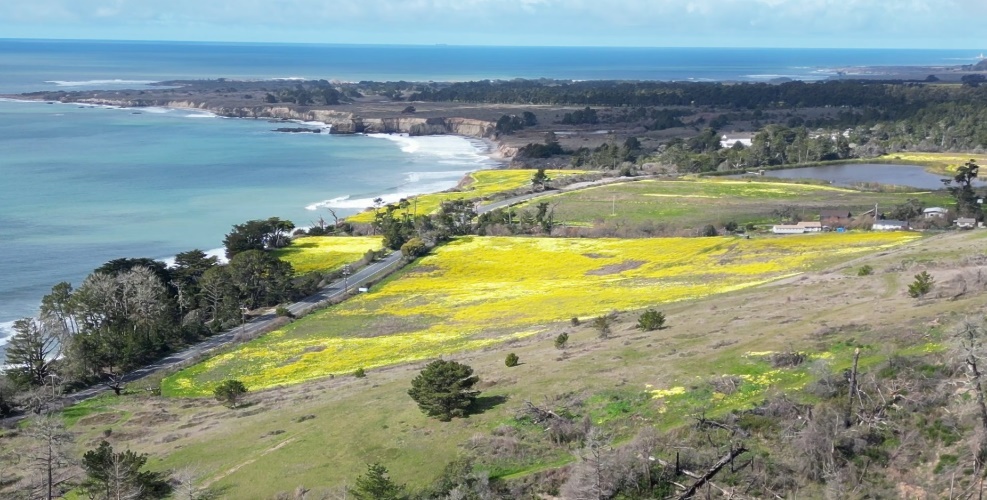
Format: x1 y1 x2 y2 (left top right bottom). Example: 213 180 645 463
583 252 614 259
404 264 441 275
586 260 647 276
77 412 124 427
130 411 180 427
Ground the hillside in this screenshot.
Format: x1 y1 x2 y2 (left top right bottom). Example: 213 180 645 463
4 230 986 498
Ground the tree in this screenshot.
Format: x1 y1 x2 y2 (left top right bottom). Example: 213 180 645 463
222 218 296 258
505 353 520 367
350 463 406 500
4 318 60 388
522 111 538 126
636 309 666 331
408 360 480 421
81 440 170 499
26 416 73 500
531 168 550 190
214 379 248 408
227 250 295 310
400 237 427 258
908 271 935 298
700 224 719 237
943 160 982 218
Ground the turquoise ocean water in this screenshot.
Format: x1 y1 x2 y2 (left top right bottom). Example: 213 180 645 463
0 40 983 344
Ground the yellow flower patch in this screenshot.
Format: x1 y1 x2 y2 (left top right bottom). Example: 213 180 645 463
164 232 918 397
273 236 382 274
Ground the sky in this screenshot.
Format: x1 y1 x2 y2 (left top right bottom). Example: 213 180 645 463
0 0 983 48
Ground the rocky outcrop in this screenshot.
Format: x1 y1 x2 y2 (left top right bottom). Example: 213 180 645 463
65 97 498 140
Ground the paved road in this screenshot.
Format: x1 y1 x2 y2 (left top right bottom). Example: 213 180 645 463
39 250 405 409
25 177 644 413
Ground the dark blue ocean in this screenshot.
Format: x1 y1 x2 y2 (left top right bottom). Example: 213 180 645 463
0 40 983 345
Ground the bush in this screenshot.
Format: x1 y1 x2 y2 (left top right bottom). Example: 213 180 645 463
555 332 569 349
857 265 874 276
700 224 718 237
908 271 935 298
505 353 519 367
400 237 428 258
637 309 666 331
570 317 581 326
592 314 614 339
408 360 480 421
275 305 294 318
724 221 739 232
354 367 366 378
214 379 248 408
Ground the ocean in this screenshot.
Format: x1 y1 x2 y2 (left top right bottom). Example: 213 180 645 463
0 40 983 345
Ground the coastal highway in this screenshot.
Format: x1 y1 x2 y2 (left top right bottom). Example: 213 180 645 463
31 250 405 411
16 178 644 416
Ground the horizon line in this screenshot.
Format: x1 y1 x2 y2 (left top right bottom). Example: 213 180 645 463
1 37 983 52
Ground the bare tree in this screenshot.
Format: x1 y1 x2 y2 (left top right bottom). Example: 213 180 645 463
173 464 203 500
25 416 73 500
955 318 987 470
561 428 618 499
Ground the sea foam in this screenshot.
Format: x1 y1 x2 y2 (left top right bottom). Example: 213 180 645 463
45 79 157 87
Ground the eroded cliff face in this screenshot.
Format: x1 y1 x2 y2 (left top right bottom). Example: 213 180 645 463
68 98 498 140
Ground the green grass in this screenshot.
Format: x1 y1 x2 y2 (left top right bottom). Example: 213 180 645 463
522 178 952 228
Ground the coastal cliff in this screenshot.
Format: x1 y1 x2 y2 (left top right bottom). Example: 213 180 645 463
68 98 499 140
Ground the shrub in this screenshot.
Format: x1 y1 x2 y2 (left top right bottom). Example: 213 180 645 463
555 332 569 349
592 314 614 339
724 221 739 232
351 462 406 500
401 237 428 258
505 353 519 367
275 305 294 318
408 360 480 421
354 367 366 378
908 271 935 298
699 224 719 237
570 317 581 326
637 309 666 331
214 379 248 408
857 265 874 276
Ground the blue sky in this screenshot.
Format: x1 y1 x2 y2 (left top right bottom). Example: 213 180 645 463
0 0 983 48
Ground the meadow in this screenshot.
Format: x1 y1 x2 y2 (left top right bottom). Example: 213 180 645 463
163 232 919 397
522 178 952 228
271 236 382 274
344 169 591 223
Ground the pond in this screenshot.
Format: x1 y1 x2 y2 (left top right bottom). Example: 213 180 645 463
734 163 983 190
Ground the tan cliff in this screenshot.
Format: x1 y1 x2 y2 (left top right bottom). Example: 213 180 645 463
68 98 500 141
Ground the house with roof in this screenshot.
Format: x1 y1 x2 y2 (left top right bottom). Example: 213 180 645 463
923 207 948 219
820 209 852 224
955 217 978 229
872 219 909 231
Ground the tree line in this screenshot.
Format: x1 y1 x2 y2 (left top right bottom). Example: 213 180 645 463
1 217 324 414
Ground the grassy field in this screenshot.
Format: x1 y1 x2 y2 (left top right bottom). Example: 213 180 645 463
880 152 987 175
521 178 952 228
271 236 382 274
163 232 918 397
345 169 591 223
30 230 985 498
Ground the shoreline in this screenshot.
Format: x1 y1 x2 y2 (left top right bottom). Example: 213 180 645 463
0 99 506 350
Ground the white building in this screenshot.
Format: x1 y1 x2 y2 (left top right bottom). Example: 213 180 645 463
872 220 909 231
720 134 753 149
955 217 978 229
772 221 823 234
923 207 948 219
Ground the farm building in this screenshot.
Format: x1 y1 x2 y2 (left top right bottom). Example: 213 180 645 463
772 221 824 234
820 209 852 224
955 217 978 229
872 220 909 231
923 207 948 219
